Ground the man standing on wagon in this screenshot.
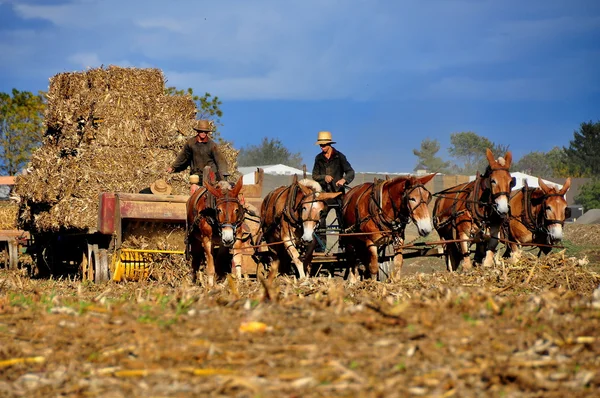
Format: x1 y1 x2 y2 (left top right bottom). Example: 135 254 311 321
312 131 355 249
167 119 229 194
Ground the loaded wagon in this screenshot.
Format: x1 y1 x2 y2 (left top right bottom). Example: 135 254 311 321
25 168 265 282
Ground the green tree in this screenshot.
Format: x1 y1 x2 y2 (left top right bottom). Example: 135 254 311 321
0 89 46 175
513 151 556 177
448 131 493 174
165 87 226 142
238 137 303 168
412 138 451 173
574 179 600 212
563 121 600 177
546 147 571 178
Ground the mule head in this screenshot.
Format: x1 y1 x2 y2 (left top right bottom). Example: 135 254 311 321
404 173 436 236
538 177 571 242
484 148 514 215
296 179 341 243
204 178 245 247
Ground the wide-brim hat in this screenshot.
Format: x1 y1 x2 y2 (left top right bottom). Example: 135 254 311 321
192 119 212 132
150 179 172 195
315 130 336 145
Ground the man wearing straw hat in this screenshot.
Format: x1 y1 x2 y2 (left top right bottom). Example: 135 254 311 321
167 119 229 194
312 131 355 250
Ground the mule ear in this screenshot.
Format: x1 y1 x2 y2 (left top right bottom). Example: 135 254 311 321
231 177 244 197
320 192 343 200
485 148 495 166
559 177 571 196
418 173 436 185
504 151 512 168
538 177 550 193
298 183 312 196
204 179 222 197
292 174 298 184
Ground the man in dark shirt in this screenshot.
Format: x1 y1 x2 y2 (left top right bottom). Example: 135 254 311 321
312 131 355 250
167 119 229 194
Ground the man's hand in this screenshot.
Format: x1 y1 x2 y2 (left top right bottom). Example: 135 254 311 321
166 167 173 173
335 178 346 187
325 175 334 183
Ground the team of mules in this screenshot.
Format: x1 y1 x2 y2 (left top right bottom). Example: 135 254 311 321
185 148 571 285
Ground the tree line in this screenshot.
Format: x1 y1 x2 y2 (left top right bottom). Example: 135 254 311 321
0 87 598 210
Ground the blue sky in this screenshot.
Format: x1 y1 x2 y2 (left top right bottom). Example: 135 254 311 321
1 0 599 173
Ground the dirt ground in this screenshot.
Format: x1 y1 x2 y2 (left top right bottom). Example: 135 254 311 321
1 224 600 397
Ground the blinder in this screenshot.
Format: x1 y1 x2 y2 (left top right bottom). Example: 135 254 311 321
510 176 516 189
565 207 572 219
215 196 245 233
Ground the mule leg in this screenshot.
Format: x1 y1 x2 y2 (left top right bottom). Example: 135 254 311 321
189 239 204 284
367 244 379 280
344 241 358 283
268 256 280 284
392 237 405 278
191 255 201 284
203 237 215 287
443 241 461 272
231 238 244 278
458 230 473 270
483 224 501 268
509 243 522 264
284 240 306 279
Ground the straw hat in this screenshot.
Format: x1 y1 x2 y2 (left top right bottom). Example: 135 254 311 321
150 179 172 195
192 119 212 132
315 131 336 145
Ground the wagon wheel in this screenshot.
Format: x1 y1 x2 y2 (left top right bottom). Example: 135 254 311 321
378 260 396 282
85 243 98 281
8 240 19 270
85 244 111 282
96 248 111 282
1 242 8 269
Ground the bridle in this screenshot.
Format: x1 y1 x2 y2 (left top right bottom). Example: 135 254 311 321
215 195 245 235
371 180 432 232
296 192 327 224
520 188 567 234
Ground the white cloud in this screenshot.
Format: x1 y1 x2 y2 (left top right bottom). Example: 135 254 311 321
67 52 101 69
4 0 600 101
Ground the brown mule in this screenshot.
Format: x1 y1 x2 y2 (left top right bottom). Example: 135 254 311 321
342 173 436 282
260 175 342 280
433 149 515 271
504 177 571 262
186 178 245 286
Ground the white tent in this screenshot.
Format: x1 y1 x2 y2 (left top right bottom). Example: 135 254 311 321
239 164 307 184
469 171 563 191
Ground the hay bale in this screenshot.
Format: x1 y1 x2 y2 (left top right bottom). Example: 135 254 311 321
0 201 19 230
15 66 241 236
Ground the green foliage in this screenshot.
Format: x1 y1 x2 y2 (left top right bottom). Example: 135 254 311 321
563 121 600 177
165 87 227 143
238 137 303 168
412 138 451 173
0 89 46 175
513 151 556 177
448 131 493 175
574 178 600 212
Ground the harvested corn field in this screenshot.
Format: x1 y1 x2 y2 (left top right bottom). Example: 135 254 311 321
1 247 599 397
